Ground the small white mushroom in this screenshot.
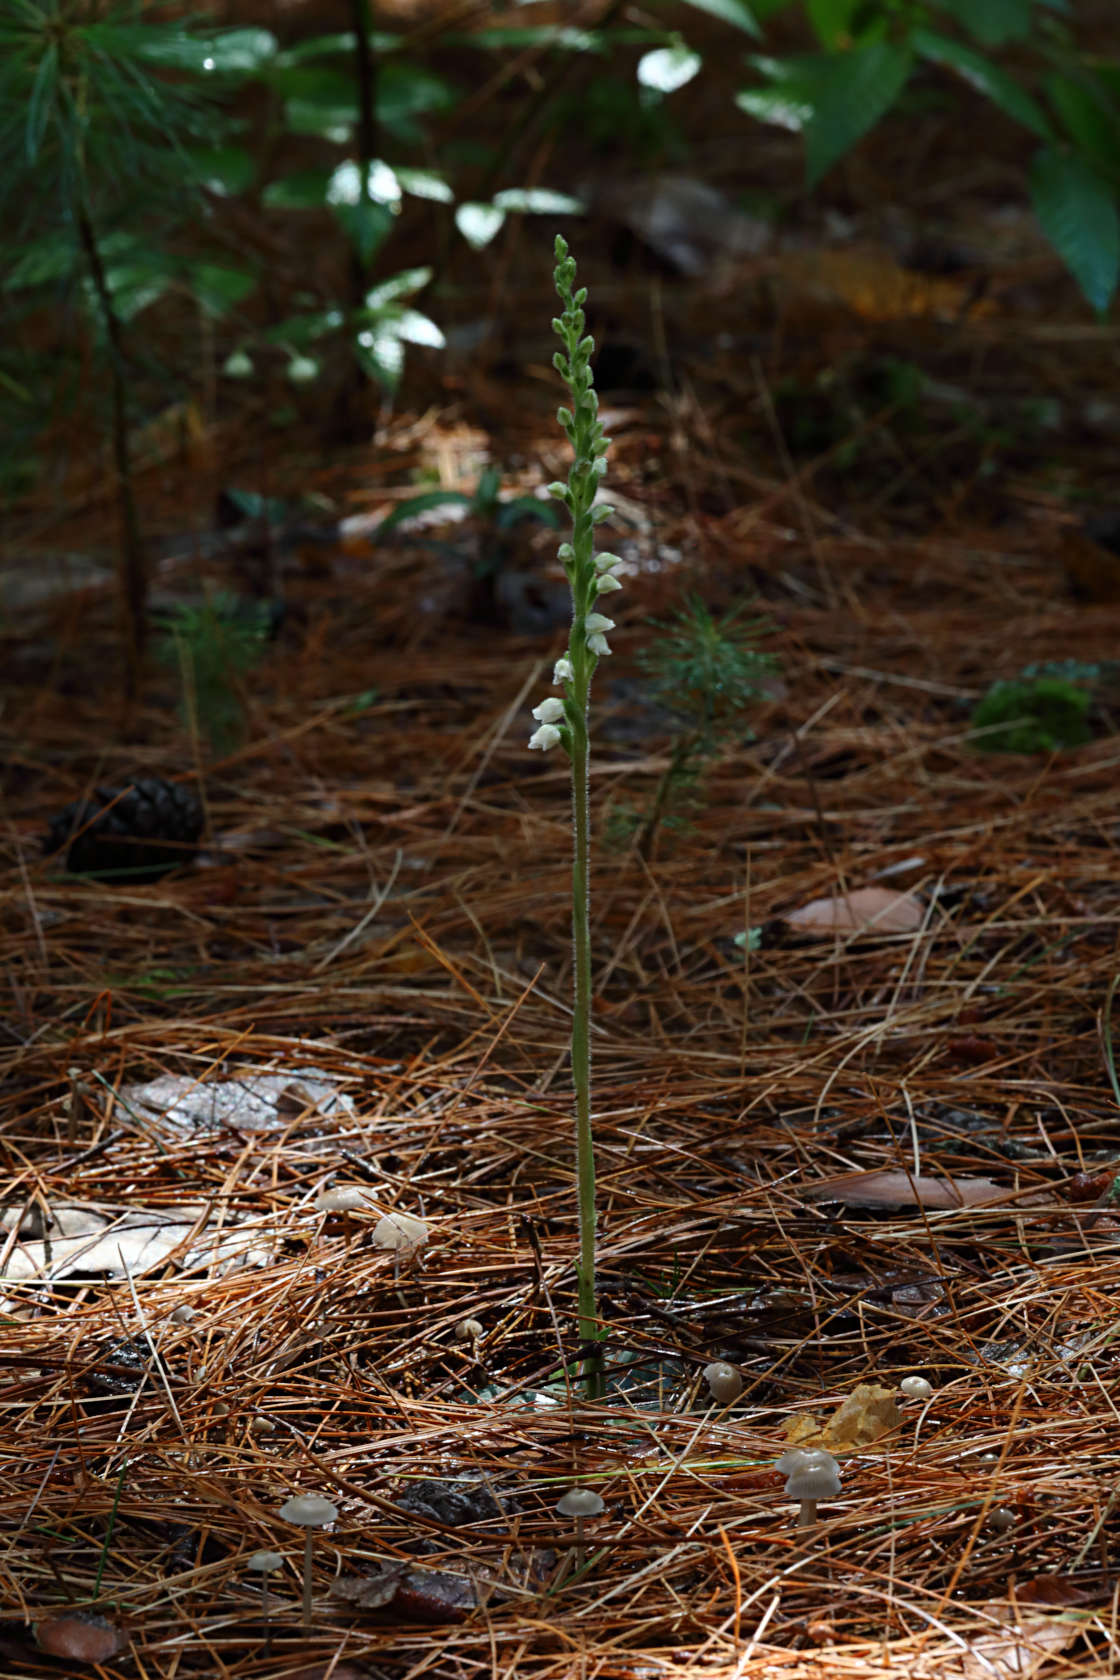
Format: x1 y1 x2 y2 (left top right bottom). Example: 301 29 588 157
279 1493 338 1626
776 1448 842 1530
372 1211 428 1251
703 1361 743 1404
987 1506 1016 1534
556 1486 605 1569
900 1375 933 1400
455 1317 484 1345
246 1549 284 1636
170 1305 196 1325
315 1186 374 1214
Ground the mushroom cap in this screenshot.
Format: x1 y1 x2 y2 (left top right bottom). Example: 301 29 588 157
776 1448 842 1501
279 1493 339 1527
316 1186 373 1214
900 1375 933 1400
372 1210 428 1251
556 1487 605 1519
703 1360 743 1403
455 1317 484 1342
247 1549 285 1572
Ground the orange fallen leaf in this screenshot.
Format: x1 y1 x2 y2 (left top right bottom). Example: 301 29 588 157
785 886 924 934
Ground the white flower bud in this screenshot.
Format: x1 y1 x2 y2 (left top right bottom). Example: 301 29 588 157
594 552 622 572
595 573 622 594
553 656 573 684
287 355 319 384
587 633 611 656
584 613 615 633
529 723 563 751
532 697 565 724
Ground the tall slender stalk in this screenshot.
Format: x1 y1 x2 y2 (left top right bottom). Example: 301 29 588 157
528 237 624 1399
75 187 146 707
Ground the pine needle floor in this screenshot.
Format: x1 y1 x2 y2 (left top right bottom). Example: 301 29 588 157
4 308 1120 1680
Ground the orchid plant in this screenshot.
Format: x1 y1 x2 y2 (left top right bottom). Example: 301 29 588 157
528 236 623 1398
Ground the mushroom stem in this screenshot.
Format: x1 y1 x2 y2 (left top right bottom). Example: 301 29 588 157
301 1531 314 1626
573 1515 586 1569
798 1498 818 1529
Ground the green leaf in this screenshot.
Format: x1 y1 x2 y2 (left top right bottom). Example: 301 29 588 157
197 27 277 73
269 62 353 99
24 40 57 163
354 327 404 390
395 167 453 203
1047 72 1120 180
265 307 345 346
364 266 431 308
804 42 912 186
394 309 444 348
91 23 276 74
490 187 584 214
638 43 702 94
806 0 859 49
377 490 472 535
274 30 357 63
273 29 401 65
188 144 255 195
99 259 172 323
1031 146 1119 314
187 261 256 317
262 170 332 210
680 0 760 36
326 159 401 206
462 27 602 50
455 202 505 248
913 29 1052 139
932 0 1032 47
377 61 457 140
333 198 395 265
4 231 75 291
274 65 356 138
736 83 813 131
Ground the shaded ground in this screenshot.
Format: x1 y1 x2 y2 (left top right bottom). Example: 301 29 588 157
4 14 1120 1677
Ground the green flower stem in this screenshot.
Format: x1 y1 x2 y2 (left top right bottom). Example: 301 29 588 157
532 235 619 1400
569 653 597 1390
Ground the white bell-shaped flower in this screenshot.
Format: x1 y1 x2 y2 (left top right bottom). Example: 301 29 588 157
529 723 563 751
553 656 573 683
532 697 565 724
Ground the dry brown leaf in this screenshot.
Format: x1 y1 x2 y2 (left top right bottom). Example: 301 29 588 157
822 1383 902 1450
781 1383 902 1453
909 1600 1080 1678
1 1203 273 1285
785 885 925 934
802 1169 1021 1209
35 1613 127 1664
